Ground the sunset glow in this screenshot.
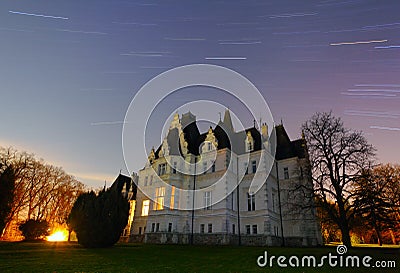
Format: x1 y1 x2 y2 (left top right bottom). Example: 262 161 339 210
46 229 68 242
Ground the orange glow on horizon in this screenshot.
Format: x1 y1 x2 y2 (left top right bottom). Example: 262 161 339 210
46 229 68 242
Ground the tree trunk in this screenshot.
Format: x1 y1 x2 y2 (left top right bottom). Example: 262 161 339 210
389 229 396 245
375 226 383 246
337 196 352 248
340 224 352 248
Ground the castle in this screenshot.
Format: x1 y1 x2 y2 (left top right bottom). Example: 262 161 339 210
120 110 322 246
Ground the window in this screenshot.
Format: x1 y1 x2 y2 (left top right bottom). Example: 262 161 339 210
151 223 155 232
149 175 153 185
158 163 166 175
247 193 256 211
139 227 142 235
252 160 257 173
172 162 177 174
211 162 216 172
232 224 236 234
168 223 172 232
246 225 251 234
300 167 303 178
156 223 160 232
154 187 165 210
274 226 278 236
252 225 258 235
244 162 248 175
207 142 212 151
284 167 289 179
200 224 205 233
144 176 148 186
141 200 150 216
204 191 212 210
208 223 212 233
247 141 253 152
170 186 175 210
272 193 276 212
203 162 208 173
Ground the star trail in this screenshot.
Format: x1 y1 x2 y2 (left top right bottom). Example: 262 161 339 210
0 0 399 187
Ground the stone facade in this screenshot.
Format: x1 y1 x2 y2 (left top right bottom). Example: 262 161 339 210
124 110 322 246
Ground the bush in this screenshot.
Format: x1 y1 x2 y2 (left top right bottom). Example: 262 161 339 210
68 188 129 248
19 219 49 241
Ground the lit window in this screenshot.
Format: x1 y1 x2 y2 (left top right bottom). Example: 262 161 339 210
154 187 165 210
246 225 251 234
170 186 175 210
247 193 255 211
284 167 289 179
252 225 257 235
252 160 257 173
158 163 166 175
208 223 212 233
200 224 205 233
204 191 212 210
141 200 150 216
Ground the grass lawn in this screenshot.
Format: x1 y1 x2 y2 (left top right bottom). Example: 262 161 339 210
0 241 398 272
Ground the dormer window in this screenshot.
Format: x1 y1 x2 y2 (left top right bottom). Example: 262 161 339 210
158 163 166 176
247 142 253 152
245 131 254 152
202 127 218 153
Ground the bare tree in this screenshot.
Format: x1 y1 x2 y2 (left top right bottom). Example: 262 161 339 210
0 146 85 239
301 112 375 247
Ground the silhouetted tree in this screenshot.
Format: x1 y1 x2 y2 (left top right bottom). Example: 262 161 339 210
354 165 400 245
301 112 375 247
0 165 16 237
68 187 129 248
19 219 49 241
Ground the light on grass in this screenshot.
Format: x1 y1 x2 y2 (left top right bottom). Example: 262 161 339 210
46 229 68 242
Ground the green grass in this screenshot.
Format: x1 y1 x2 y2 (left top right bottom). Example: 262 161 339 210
0 241 398 272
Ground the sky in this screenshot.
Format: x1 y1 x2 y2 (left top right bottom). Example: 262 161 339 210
0 0 399 188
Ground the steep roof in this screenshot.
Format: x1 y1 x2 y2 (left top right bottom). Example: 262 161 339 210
153 112 306 161
275 124 306 160
110 173 137 200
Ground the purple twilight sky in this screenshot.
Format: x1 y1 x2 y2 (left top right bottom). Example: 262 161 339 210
0 0 399 188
